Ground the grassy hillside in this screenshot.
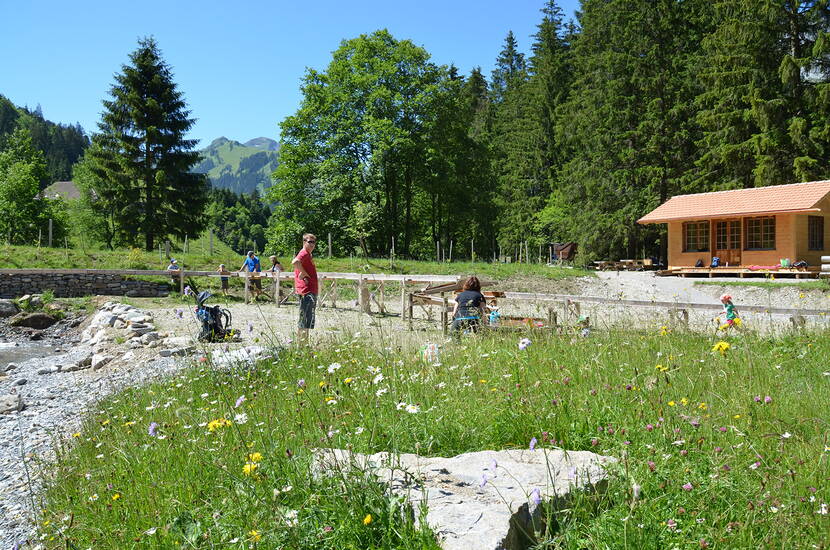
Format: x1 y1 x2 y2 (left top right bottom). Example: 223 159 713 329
193 137 279 194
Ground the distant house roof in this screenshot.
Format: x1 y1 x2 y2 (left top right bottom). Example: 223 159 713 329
638 180 830 224
42 181 80 201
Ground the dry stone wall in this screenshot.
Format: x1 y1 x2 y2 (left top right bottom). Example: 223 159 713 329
0 273 169 299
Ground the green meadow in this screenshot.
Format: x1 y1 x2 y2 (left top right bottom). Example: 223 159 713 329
37 326 829 549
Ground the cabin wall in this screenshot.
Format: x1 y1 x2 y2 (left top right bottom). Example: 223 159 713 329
794 195 830 266
667 214 798 268
667 221 711 268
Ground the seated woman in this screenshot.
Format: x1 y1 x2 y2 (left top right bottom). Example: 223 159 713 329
451 276 486 334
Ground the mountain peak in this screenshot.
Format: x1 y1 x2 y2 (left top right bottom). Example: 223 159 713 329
244 137 279 151
209 136 230 147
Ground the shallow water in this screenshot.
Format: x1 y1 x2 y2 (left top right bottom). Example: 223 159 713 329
0 341 55 365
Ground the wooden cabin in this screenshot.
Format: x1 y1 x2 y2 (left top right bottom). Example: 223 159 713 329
637 181 830 270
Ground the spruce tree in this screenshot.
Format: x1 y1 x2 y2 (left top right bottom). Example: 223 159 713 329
555 0 713 260
87 37 207 250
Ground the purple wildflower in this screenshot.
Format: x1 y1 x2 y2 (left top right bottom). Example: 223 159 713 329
647 461 656 471
183 285 192 296
235 395 246 408
247 320 254 334
529 437 538 451
175 308 183 318
591 438 599 446
646 424 654 432
764 395 772 404
754 395 761 402
518 338 531 351
148 422 158 437
530 488 542 506
297 379 306 388
682 482 693 491
479 473 488 488
490 459 498 472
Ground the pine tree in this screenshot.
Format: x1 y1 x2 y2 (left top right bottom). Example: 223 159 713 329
490 31 527 103
696 1 830 189
87 37 208 250
555 0 713 260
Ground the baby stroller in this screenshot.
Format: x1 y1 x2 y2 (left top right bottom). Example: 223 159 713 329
194 291 233 342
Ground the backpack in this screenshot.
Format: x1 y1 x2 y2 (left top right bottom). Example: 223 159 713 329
695 259 704 268
710 257 720 268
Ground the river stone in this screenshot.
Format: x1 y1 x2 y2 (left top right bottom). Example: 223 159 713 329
91 354 112 371
12 378 26 386
8 312 58 330
5 363 17 372
37 366 59 375
0 394 23 414
313 448 616 550
0 299 19 318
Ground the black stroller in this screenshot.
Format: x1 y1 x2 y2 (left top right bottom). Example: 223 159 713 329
194 291 233 342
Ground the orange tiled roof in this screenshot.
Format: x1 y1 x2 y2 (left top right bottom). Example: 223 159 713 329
638 180 830 224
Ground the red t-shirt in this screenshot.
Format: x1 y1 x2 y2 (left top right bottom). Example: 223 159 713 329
293 248 318 295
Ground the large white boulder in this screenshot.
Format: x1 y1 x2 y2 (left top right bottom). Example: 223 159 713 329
313 447 616 550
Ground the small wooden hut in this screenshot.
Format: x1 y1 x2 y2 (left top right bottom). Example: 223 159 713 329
637 180 830 272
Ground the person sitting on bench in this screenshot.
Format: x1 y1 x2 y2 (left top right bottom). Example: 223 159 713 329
451 276 487 334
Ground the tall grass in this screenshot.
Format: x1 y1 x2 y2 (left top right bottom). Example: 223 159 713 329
35 326 829 548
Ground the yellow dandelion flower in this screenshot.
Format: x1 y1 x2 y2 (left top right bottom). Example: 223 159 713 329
680 397 689 406
344 377 354 385
479 379 487 384
123 421 136 427
734 414 741 419
712 341 730 355
698 402 707 411
318 381 327 388
733 317 742 326
112 493 121 501
72 432 81 438
243 462 259 476
297 388 304 394
248 452 263 463
363 514 373 525
668 400 676 407
100 419 110 426
207 418 232 432
249 529 261 542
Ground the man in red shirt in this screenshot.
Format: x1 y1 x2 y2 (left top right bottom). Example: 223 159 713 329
292 233 318 346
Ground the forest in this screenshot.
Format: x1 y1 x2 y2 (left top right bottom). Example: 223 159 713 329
3 1 830 263
269 0 830 262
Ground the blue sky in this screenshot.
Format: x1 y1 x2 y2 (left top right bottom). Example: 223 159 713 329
1 0 579 147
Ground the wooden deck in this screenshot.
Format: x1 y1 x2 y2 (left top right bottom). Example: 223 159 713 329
657 267 821 279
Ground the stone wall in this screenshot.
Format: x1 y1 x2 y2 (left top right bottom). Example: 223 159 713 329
0 273 169 299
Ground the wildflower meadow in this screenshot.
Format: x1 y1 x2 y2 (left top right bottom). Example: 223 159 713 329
36 327 829 548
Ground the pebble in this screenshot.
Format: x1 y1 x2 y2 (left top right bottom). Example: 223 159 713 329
0 302 185 549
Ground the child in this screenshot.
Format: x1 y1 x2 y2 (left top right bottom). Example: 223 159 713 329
718 294 741 330
217 264 229 296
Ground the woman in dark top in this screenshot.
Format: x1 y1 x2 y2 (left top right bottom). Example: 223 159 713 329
451 276 486 334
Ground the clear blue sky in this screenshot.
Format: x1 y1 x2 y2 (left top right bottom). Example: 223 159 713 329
1 0 579 147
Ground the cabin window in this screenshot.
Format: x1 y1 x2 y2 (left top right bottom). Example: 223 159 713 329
809 216 824 250
745 216 775 250
683 221 709 252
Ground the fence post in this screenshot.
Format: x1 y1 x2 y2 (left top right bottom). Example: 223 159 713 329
179 270 185 295
400 279 407 320
441 295 448 335
48 219 53 248
328 232 332 259
209 229 214 255
244 272 250 303
184 234 188 253
274 271 280 305
165 240 170 259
